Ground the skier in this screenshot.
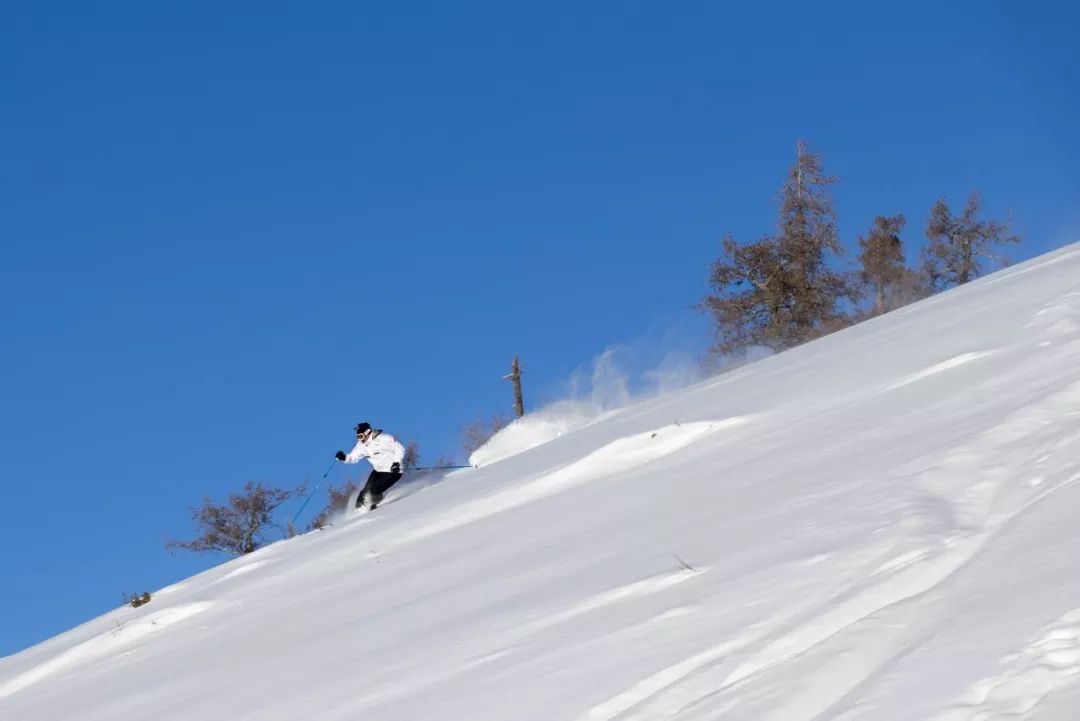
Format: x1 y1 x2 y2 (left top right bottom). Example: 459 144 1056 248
335 422 405 510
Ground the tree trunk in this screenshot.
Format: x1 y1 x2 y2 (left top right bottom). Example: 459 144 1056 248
506 356 525 418
959 239 973 284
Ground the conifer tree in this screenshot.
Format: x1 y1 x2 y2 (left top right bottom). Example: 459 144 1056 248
705 141 851 355
857 214 907 316
922 192 1019 292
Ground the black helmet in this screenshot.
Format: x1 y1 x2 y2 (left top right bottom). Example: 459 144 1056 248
354 422 372 436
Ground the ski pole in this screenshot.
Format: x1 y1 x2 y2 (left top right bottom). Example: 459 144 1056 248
410 464 475 471
290 458 338 527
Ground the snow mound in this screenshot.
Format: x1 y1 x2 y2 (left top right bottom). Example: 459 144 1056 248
936 608 1080 719
392 420 746 550
470 343 704 468
469 400 606 467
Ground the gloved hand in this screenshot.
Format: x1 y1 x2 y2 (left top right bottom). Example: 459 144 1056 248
390 462 401 474
335 451 346 461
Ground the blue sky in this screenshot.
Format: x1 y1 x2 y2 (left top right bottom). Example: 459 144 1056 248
1 0 1077 656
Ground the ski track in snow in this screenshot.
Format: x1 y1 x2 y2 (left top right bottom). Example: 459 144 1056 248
373 419 750 553
1028 291 1080 341
516 567 702 639
0 602 213 699
886 351 995 390
934 609 1080 720
355 568 702 711
579 635 756 721
580 366 1080 721
215 560 268 582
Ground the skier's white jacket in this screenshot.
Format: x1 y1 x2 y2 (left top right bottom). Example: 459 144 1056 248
343 430 405 473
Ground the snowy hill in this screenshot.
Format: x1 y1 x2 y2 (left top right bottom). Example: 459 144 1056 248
5 244 1080 721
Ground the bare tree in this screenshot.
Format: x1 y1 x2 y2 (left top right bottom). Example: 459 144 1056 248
890 267 933 311
857 214 908 316
402 441 420 470
308 479 361 530
168 481 300 556
922 192 1019 292
460 414 511 456
704 141 853 355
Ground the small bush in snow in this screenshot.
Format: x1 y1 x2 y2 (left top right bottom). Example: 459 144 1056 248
123 591 152 608
308 479 360 530
402 441 420 470
460 414 510 456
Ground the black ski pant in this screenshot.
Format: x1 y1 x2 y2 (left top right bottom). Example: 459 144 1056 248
360 469 403 506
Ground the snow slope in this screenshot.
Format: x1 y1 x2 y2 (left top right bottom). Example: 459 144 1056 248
4 244 1080 721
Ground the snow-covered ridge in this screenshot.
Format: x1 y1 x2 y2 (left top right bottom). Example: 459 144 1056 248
3 243 1080 721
